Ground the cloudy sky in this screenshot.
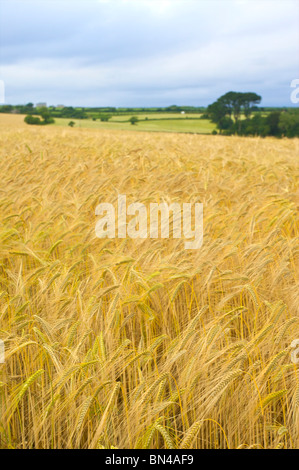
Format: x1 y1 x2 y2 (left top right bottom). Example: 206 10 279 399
0 0 298 107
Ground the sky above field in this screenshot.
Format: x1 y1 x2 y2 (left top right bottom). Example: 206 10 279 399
0 0 298 107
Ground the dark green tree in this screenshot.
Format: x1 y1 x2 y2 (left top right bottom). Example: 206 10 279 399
279 111 299 137
241 92 262 118
206 101 227 127
266 111 281 136
39 108 54 124
24 115 43 125
99 114 111 122
207 91 262 135
219 91 244 129
129 116 138 125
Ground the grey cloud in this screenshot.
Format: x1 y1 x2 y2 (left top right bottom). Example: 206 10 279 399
0 0 298 106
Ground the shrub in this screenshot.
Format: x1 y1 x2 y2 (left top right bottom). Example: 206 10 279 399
99 114 111 122
24 110 55 126
129 116 138 125
24 115 43 125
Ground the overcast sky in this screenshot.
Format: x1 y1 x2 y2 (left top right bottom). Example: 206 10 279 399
0 0 298 107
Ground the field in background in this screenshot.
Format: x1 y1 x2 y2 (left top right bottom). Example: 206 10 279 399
53 116 215 133
108 113 204 120
0 112 216 134
0 120 298 449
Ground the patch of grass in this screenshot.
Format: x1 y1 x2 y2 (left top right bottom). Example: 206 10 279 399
52 115 215 134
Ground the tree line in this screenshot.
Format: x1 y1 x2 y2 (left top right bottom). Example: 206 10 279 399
1 95 298 137
207 91 299 137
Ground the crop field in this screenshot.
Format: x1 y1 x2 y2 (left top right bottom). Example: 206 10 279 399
0 118 298 449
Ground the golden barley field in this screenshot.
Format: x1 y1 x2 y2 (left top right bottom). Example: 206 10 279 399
0 116 298 449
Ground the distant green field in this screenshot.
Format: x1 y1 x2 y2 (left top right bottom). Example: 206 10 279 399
53 114 216 134
109 113 204 121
